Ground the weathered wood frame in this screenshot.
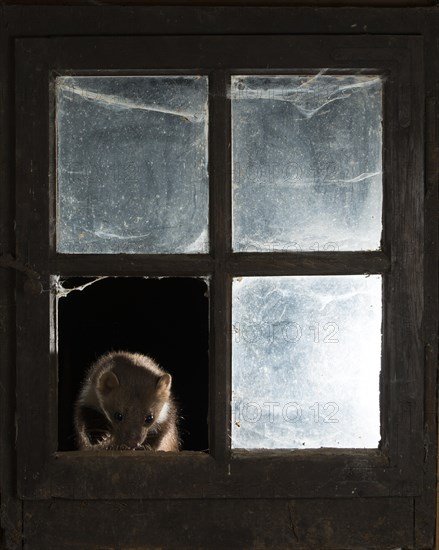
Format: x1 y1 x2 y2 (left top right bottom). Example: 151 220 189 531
14 34 424 500
1 6 437 549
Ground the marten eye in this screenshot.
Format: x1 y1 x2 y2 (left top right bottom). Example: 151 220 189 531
145 413 154 424
114 412 123 422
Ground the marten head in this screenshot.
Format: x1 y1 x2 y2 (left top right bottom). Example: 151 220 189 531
96 353 172 449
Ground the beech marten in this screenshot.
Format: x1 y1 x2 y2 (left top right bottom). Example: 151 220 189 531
74 351 179 451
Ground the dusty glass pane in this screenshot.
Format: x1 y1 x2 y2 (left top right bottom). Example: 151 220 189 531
56 76 209 254
232 275 382 449
232 75 382 252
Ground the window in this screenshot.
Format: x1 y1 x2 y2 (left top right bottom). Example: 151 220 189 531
2 7 436 549
15 28 424 495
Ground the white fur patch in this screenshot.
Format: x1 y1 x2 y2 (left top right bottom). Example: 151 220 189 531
157 402 170 424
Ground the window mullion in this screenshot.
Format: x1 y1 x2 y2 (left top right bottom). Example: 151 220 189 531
209 70 232 462
227 250 390 276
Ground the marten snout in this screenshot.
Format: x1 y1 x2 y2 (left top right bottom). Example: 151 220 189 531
111 415 151 449
126 437 142 449
119 435 145 449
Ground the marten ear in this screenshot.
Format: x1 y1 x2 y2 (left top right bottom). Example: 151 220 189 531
156 373 172 395
98 371 120 395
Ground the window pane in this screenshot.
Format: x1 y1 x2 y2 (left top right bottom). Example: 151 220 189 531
232 75 382 252
56 76 209 254
232 275 382 449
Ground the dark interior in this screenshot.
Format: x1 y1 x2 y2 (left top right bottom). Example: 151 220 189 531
58 276 209 452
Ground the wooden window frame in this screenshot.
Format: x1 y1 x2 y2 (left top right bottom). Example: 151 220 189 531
14 33 425 502
0 5 437 549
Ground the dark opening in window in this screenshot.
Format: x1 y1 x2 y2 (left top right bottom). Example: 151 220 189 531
57 277 209 452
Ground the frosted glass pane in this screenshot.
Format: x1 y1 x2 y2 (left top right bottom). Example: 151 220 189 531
232 75 382 252
232 275 382 449
56 76 208 254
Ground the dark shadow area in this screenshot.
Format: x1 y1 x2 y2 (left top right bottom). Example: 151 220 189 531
58 277 209 452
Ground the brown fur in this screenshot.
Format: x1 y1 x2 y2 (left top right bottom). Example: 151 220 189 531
74 351 179 451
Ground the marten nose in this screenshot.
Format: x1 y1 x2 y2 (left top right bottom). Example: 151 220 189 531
126 432 141 448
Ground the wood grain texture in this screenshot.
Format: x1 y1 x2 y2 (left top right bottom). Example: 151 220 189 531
0 10 22 550
48 449 415 499
23 497 414 550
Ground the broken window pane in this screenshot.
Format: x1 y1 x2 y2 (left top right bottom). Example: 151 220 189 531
232 275 382 449
231 75 383 252
56 76 209 254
